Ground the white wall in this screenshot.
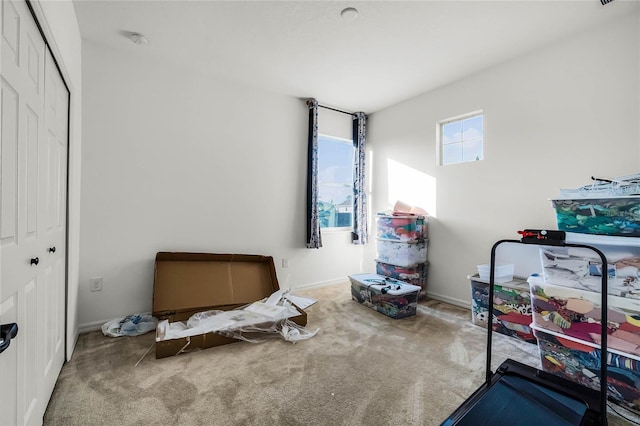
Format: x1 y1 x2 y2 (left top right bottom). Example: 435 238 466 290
78 43 373 329
368 13 640 307
79 6 638 329
30 0 82 359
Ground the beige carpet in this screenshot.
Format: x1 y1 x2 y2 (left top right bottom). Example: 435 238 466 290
44 282 636 425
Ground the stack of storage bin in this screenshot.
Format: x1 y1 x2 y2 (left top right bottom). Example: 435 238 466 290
531 191 640 414
375 213 428 298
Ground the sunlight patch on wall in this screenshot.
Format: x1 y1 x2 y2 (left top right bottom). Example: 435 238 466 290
387 159 437 218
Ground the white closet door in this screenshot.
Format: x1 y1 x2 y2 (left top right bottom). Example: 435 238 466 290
40 47 67 405
0 0 69 424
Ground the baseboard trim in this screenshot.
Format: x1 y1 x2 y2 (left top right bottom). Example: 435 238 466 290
77 279 347 333
78 319 105 334
293 280 472 311
67 329 79 361
292 277 348 291
425 291 470 310
77 282 466 332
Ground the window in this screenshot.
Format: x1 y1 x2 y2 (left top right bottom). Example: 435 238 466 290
317 134 354 229
439 112 484 165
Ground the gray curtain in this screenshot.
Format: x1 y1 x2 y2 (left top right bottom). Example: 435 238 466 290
306 99 322 248
352 112 368 244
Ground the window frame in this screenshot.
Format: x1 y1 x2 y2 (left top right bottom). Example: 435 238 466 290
437 110 484 166
317 133 354 232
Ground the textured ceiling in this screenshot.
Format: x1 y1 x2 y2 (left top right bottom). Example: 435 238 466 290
73 0 638 113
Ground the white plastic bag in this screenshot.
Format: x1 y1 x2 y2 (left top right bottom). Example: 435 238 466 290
280 320 319 343
102 313 157 337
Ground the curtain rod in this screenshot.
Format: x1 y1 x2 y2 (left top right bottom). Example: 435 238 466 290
318 104 354 116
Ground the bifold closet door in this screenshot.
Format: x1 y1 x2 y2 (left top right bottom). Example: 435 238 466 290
1 0 69 424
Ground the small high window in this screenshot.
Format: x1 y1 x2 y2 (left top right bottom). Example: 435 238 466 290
317 134 354 229
439 112 484 165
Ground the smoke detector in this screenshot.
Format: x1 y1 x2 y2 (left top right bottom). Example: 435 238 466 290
128 32 149 45
340 7 358 21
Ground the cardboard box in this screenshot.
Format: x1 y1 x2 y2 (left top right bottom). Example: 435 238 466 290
153 252 307 359
348 273 420 319
469 274 535 344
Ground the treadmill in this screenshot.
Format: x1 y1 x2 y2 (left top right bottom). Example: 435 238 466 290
441 230 608 426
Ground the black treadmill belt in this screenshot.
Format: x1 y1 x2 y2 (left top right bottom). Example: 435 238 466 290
450 375 589 426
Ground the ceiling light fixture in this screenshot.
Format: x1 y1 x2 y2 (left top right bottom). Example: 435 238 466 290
341 7 358 21
128 32 149 45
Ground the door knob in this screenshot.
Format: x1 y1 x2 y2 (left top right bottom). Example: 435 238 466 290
48 247 56 253
0 323 18 354
30 257 39 266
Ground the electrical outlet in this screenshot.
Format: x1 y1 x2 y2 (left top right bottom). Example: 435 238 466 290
89 277 103 292
282 258 289 268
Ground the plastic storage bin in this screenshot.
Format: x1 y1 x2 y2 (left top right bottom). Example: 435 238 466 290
375 239 427 267
551 196 640 237
376 261 428 297
539 243 640 298
376 214 427 241
533 325 640 414
348 273 420 319
469 274 535 344
528 276 640 351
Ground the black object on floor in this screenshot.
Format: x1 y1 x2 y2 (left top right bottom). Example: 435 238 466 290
441 234 609 426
